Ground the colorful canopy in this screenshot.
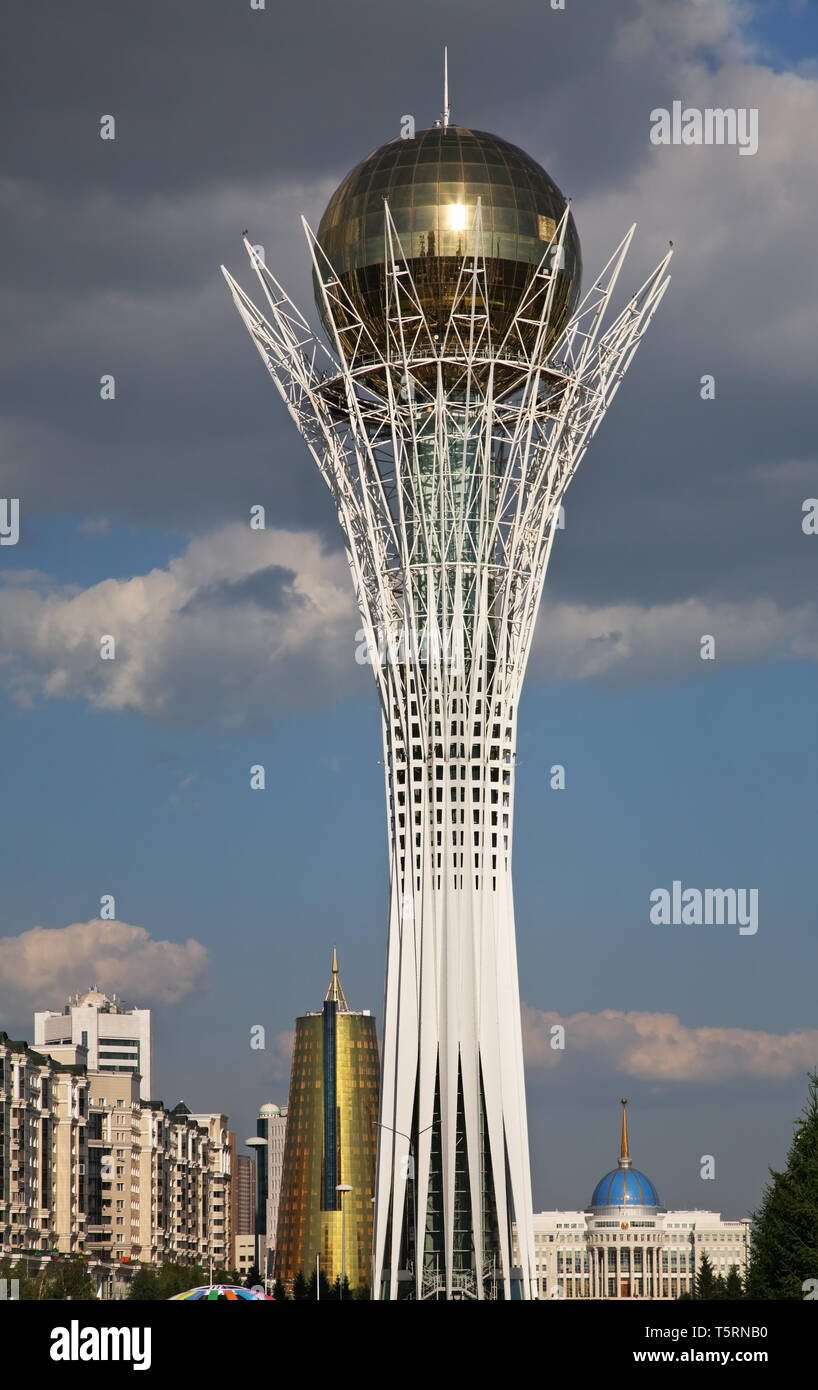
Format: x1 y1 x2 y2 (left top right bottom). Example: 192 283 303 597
169 1284 273 1301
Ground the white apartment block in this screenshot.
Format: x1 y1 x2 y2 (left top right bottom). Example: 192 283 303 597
3 1028 233 1276
35 989 152 1100
185 1108 233 1272
82 1078 227 1269
0 1033 89 1259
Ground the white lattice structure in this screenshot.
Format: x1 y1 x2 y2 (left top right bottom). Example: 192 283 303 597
222 200 671 1301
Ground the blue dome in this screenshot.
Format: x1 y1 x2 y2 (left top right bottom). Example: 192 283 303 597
590 1167 661 1209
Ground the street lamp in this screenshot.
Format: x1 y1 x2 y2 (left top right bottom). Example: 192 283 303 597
336 1185 352 1298
245 1135 268 1287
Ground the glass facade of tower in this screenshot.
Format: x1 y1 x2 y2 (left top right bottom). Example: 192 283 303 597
315 125 581 359
274 971 380 1289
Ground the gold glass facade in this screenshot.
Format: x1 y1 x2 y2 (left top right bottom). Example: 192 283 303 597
274 981 380 1289
314 124 581 393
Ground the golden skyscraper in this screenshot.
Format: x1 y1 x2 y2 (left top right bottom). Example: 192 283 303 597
274 953 380 1290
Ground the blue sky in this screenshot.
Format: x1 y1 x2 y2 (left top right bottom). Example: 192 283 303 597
1 0 817 1221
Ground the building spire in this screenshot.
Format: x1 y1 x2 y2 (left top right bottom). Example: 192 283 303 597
619 1097 631 1166
442 46 450 127
325 947 348 1011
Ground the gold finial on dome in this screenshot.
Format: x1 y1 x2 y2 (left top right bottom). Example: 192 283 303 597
620 1098 630 1164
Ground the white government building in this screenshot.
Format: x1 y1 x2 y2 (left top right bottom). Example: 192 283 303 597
518 1102 751 1299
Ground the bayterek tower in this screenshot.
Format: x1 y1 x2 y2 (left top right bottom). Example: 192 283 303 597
223 78 671 1300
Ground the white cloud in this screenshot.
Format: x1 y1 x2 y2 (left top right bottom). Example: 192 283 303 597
0 919 208 1010
530 593 818 683
1 522 815 722
522 1004 818 1081
578 18 818 384
0 523 359 724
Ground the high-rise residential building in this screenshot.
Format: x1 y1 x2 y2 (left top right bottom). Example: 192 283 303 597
2 1029 234 1277
513 1102 751 1299
246 1101 288 1277
231 1144 255 1275
186 1108 233 1272
264 1104 287 1253
231 1149 254 1238
0 1032 89 1261
224 79 670 1299
274 954 379 1290
35 988 152 1100
86 1072 145 1265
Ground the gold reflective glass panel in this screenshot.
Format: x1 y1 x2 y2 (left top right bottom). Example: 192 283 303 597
315 125 582 367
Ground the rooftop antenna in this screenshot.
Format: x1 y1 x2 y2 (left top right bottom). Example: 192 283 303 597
442 46 450 127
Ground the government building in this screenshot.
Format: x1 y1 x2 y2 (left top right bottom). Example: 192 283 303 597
516 1101 750 1299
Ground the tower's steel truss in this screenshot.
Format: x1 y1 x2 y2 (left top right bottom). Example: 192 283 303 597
223 204 671 1300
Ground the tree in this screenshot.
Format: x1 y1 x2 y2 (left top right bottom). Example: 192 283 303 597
745 1071 818 1300
128 1267 162 1301
306 1267 331 1300
50 1257 97 1300
0 1257 38 1301
272 1277 289 1302
724 1266 744 1300
128 1261 206 1300
695 1251 717 1299
291 1270 309 1301
326 1275 350 1301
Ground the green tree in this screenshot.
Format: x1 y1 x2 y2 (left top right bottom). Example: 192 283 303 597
128 1267 162 1301
306 1267 331 1300
271 1277 289 1301
50 1257 97 1300
0 1257 38 1301
326 1275 350 1301
128 1261 206 1300
291 1270 309 1301
694 1251 717 1299
745 1071 818 1300
724 1266 744 1300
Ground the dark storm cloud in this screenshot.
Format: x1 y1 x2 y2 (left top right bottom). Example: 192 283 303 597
0 0 816 624
0 0 659 195
180 562 297 613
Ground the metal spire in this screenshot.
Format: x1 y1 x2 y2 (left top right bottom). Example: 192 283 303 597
442 46 450 127
325 946 348 1011
620 1098 631 1165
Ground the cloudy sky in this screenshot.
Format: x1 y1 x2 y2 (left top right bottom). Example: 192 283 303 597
1 0 816 1220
